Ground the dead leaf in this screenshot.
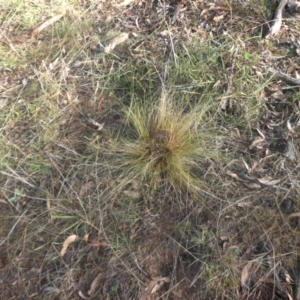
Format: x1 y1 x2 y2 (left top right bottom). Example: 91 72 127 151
60 234 79 257
88 273 103 296
116 0 135 7
288 212 300 220
84 233 89 243
249 138 265 149
227 170 281 187
104 32 129 53
270 91 287 100
241 261 252 289
123 190 140 199
213 14 225 23
284 140 296 161
140 277 170 300
159 30 172 37
151 280 166 294
0 199 8 204
78 290 89 299
225 170 244 182
88 118 104 131
257 176 281 186
31 14 65 37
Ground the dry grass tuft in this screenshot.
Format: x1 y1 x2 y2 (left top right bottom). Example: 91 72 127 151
107 92 220 193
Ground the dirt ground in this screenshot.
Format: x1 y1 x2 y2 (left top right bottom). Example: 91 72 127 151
2 0 300 299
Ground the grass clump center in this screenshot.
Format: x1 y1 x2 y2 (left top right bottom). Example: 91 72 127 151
111 92 219 193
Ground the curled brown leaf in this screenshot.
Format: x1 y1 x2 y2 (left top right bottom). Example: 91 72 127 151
88 273 103 296
241 261 252 289
60 234 79 257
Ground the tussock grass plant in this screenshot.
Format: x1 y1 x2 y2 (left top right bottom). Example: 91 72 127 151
106 91 221 194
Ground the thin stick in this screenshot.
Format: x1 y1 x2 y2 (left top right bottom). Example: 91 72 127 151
265 0 287 37
259 64 300 86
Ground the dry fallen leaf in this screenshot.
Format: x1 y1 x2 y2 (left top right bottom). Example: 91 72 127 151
213 14 225 23
60 234 79 256
31 14 65 37
78 290 89 299
88 273 103 296
288 212 300 220
151 277 170 294
88 118 104 131
241 261 252 289
159 29 172 37
104 32 129 53
270 91 287 100
84 233 89 243
139 277 170 300
116 0 135 7
284 140 296 161
257 176 281 186
249 137 265 149
225 170 244 182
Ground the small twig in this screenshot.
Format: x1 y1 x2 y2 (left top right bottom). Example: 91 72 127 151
259 64 300 85
265 0 288 38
